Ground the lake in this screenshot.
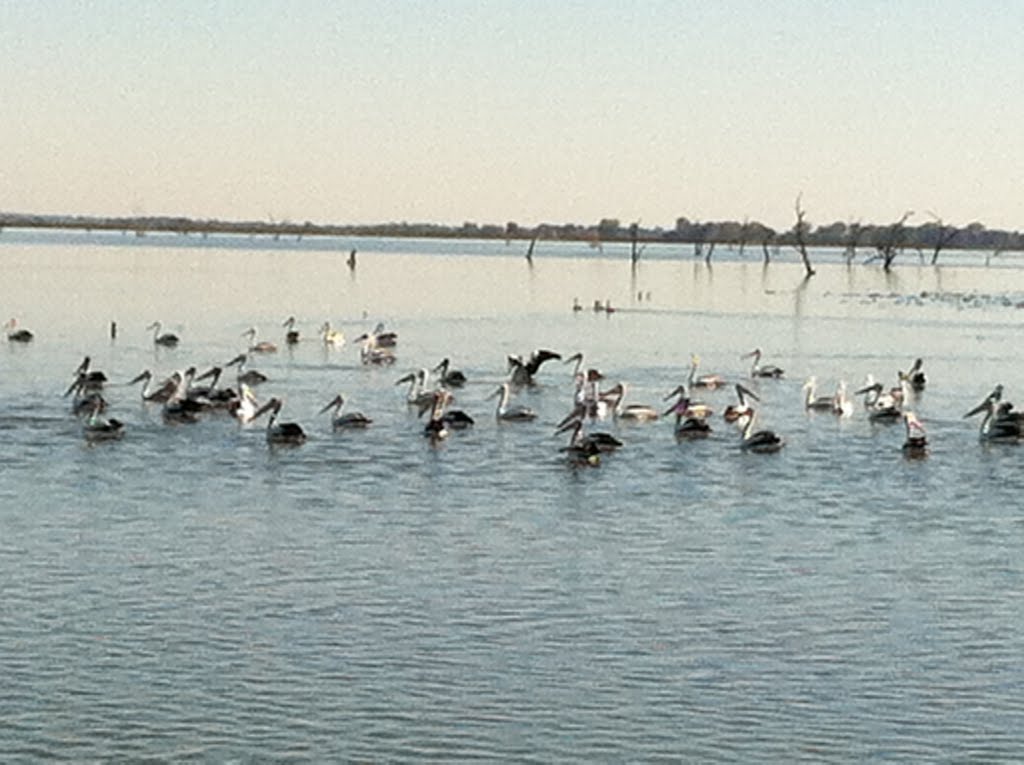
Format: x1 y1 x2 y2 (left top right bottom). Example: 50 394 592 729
2 230 1024 761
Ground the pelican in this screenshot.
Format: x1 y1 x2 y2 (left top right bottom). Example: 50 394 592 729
736 410 784 453
161 368 204 424
855 377 902 422
242 327 277 354
282 316 300 345
963 387 1022 442
356 332 396 365
252 398 306 445
833 381 855 418
663 386 713 439
226 353 268 386
188 366 237 409
563 351 587 377
744 348 784 379
319 394 373 430
556 415 622 453
556 419 602 466
372 322 398 348
508 349 562 387
320 321 345 347
433 357 467 388
230 383 260 424
724 383 759 422
901 411 928 457
490 382 537 422
687 354 726 390
423 389 453 440
83 403 124 442
602 382 659 421
396 369 436 408
802 376 837 412
4 318 33 342
147 321 179 348
69 356 107 395
66 374 107 417
900 358 926 392
128 369 181 403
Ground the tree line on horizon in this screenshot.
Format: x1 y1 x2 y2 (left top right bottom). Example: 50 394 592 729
1 209 1020 271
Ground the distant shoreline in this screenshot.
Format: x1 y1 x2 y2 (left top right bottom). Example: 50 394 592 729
0 211 1019 255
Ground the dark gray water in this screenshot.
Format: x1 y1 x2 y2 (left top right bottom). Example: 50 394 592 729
2 233 1024 761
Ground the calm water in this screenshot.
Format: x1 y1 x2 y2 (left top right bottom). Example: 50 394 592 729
2 232 1024 761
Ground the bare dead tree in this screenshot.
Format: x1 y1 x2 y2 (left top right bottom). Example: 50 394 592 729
761 233 774 264
878 210 913 272
737 217 750 258
525 236 537 265
704 241 716 265
926 211 959 265
792 194 815 277
629 220 646 265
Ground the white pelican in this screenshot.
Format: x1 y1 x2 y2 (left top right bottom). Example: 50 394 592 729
230 383 260 424
602 382 659 421
802 376 837 412
319 394 373 430
356 332 396 365
242 326 277 354
744 348 784 379
147 321 179 347
252 397 306 445
736 410 784 453
688 354 726 390
902 411 928 457
320 321 345 347
5 318 33 343
282 316 300 346
490 382 537 422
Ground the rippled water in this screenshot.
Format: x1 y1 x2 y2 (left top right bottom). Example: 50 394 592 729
3 232 1024 760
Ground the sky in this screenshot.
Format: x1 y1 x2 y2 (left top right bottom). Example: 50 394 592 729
3 1 1024 232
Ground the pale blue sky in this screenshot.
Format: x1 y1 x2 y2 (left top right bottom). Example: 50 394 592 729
3 1 1023 230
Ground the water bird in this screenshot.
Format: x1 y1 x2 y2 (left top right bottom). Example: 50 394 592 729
557 419 602 466
128 369 181 403
899 358 927 392
319 321 345 347
243 326 277 353
663 386 714 439
508 349 562 387
601 382 659 421
396 369 437 408
372 322 398 348
253 398 306 445
802 376 838 412
490 382 537 422
66 374 108 417
70 356 107 394
736 410 784 453
855 377 902 422
433 357 466 388
5 318 33 342
319 394 373 430
744 348 784 378
282 316 301 345
230 383 261 424
226 353 268 386
901 411 928 457
963 386 1022 442
724 383 759 422
83 403 124 442
422 389 454 440
688 354 726 390
147 321 180 348
356 332 396 365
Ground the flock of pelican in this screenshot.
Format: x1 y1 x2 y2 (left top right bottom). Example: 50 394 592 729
28 312 1022 463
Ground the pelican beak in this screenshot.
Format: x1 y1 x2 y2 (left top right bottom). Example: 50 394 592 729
963 398 992 418
736 383 760 402
395 373 415 385
662 385 686 401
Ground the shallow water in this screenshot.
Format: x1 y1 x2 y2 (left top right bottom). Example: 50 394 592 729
2 232 1024 761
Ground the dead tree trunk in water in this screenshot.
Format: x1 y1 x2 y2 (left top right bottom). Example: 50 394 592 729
629 221 645 265
525 236 537 265
927 213 958 265
843 221 863 265
792 195 815 277
879 211 913 272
